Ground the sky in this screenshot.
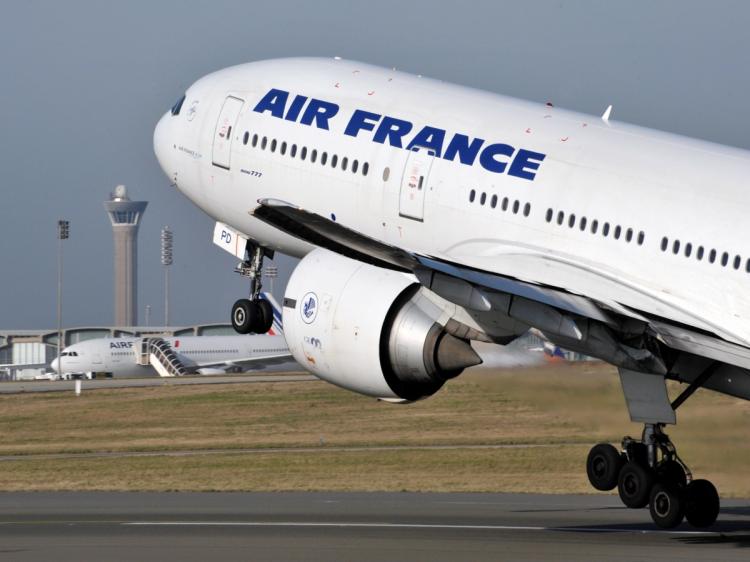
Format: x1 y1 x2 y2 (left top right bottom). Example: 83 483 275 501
1 0 749 329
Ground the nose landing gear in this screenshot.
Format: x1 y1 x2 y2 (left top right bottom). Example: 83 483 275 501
231 243 274 334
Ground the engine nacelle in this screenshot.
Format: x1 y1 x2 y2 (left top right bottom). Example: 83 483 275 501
282 249 481 401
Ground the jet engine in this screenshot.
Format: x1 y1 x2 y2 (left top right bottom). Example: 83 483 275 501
282 249 482 401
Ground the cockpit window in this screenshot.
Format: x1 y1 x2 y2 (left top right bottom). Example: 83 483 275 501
171 94 186 116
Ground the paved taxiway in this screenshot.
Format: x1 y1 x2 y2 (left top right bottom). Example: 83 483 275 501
0 492 747 561
0 371 316 394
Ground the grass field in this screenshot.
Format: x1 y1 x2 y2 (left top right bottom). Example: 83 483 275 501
0 362 748 496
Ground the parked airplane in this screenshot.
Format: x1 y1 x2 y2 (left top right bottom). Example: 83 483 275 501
153 57 750 528
51 294 291 378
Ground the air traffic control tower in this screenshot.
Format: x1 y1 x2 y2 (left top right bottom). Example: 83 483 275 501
104 185 147 326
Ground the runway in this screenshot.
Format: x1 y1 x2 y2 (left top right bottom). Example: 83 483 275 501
0 371 316 394
0 492 748 561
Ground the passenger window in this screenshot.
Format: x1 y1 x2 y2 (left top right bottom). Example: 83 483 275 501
469 189 476 203
697 246 705 260
734 255 741 270
363 162 369 176
301 146 307 160
311 149 318 163
709 249 717 263
523 203 531 217
281 141 287 155
685 243 693 257
546 209 553 223
491 195 498 209
331 154 338 168
261 137 268 150
271 139 277 152
352 160 359 173
568 214 576 228
625 228 633 242
252 134 259 148
614 226 622 240
381 166 389 180
556 211 564 225
502 197 509 212
513 200 520 214
721 252 729 267
342 157 348 171
591 220 599 234
672 240 680 254
637 231 645 245
321 152 328 165
480 192 487 205
661 237 668 252
243 132 249 145
603 223 610 237
291 144 297 158
579 217 587 231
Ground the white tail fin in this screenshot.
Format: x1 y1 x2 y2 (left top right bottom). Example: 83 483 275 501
261 292 284 336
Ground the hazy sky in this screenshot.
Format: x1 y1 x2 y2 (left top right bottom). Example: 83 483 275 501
2 0 749 329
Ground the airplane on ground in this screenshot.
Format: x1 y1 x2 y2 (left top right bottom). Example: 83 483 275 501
153 57 750 528
50 294 291 378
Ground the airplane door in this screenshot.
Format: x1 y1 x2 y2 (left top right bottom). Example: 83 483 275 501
399 147 434 221
212 96 244 170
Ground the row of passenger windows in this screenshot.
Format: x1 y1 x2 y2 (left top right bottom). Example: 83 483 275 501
469 189 532 217
546 208 646 245
660 237 750 272
243 132 370 176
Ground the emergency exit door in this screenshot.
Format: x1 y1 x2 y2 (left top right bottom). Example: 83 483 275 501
399 147 435 221
212 96 244 170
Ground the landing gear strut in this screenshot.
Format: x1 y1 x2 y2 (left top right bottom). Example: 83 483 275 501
585 366 721 529
231 243 274 334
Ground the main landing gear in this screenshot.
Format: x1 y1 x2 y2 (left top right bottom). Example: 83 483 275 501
586 366 721 529
586 424 719 529
231 243 274 334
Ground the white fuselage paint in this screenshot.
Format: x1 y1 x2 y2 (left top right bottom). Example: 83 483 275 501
154 58 750 346
52 335 289 378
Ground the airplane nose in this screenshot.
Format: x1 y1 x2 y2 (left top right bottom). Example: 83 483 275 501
153 112 172 176
50 358 59 372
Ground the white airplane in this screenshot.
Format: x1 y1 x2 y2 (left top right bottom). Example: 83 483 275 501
51 295 291 378
153 57 750 528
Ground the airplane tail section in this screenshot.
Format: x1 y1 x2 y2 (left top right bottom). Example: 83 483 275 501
261 292 284 336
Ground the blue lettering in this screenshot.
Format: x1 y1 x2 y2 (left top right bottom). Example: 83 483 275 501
406 126 446 157
344 109 381 137
373 116 413 148
253 88 288 118
508 149 546 181
443 134 485 166
300 99 339 130
479 143 515 174
284 95 308 122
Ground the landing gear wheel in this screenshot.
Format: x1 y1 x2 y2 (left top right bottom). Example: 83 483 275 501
256 298 274 334
618 461 654 508
656 460 687 488
586 444 624 491
649 483 685 529
684 479 720 528
232 299 258 334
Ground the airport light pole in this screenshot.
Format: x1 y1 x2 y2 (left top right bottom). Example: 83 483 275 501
56 220 69 376
160 226 173 326
263 265 278 297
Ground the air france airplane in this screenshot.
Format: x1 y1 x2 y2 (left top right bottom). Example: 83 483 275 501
51 296 291 378
153 57 750 528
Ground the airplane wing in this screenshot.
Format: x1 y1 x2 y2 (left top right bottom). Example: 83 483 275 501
252 199 750 376
193 352 294 371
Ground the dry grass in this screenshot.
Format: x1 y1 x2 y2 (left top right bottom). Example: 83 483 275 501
0 363 748 495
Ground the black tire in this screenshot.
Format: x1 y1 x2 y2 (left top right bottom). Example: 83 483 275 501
618 461 655 508
586 444 624 491
255 298 274 334
232 299 257 334
684 479 720 528
657 460 687 488
649 482 685 529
